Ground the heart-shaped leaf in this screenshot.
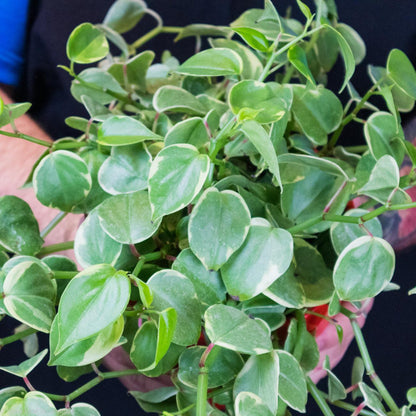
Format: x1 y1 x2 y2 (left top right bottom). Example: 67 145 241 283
147 270 201 346
364 111 405 165
233 27 270 52
0 391 57 416
66 23 109 64
97 115 161 146
387 49 416 100
3 261 56 333
0 387 26 409
164 117 209 148
204 304 273 355
357 155 400 204
189 188 250 270
291 85 343 146
49 316 124 366
334 236 395 301
55 264 130 353
176 48 242 77
153 86 207 116
33 150 92 212
234 351 279 414
103 0 147 33
221 223 293 300
0 196 43 255
288 44 316 85
229 81 292 124
57 402 101 416
97 191 162 244
148 144 210 220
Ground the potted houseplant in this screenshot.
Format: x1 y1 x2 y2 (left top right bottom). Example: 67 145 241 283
1 0 416 415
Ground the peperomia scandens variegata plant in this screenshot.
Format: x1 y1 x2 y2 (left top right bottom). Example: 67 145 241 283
1 0 416 415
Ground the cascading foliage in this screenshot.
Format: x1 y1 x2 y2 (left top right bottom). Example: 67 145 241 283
1 0 416 415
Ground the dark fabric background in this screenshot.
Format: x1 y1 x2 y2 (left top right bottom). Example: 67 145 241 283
2 1 416 415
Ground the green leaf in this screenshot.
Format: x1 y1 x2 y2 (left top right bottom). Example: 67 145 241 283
291 85 343 145
129 387 178 414
229 81 292 125
98 143 151 194
0 102 31 128
172 249 226 311
54 264 130 353
288 45 316 85
234 352 279 414
57 403 101 416
147 270 201 346
66 23 109 64
188 188 250 271
97 191 161 244
364 112 405 165
210 38 263 80
178 345 243 389
240 120 282 188
335 23 366 64
0 387 26 409
407 388 416 405
108 51 154 92
0 349 48 377
334 236 395 301
33 150 92 212
241 296 285 331
3 261 56 333
387 49 416 100
233 27 270 52
296 0 312 19
357 155 400 204
130 308 176 371
49 316 124 366
204 304 273 355
351 357 365 400
153 86 207 116
276 350 307 412
323 356 347 402
175 24 232 41
330 209 383 255
315 27 339 72
359 382 387 416
221 222 293 300
103 0 146 34
0 196 43 255
148 144 210 220
265 238 334 308
0 391 57 416
71 68 127 105
235 392 274 416
176 48 243 77
164 117 209 148
56 365 95 382
74 209 125 268
97 115 161 146
322 24 355 92
96 23 129 58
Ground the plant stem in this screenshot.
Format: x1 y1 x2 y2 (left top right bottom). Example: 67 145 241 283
293 311 306 361
350 319 400 413
344 145 369 153
44 369 141 403
331 399 376 416
196 367 208 416
40 211 68 239
37 241 74 256
131 26 182 51
0 129 52 147
306 377 336 416
0 327 37 348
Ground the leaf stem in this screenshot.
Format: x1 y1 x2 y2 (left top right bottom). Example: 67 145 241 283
132 251 162 276
37 241 74 256
0 327 37 348
130 26 182 51
40 211 68 239
196 367 209 416
0 129 52 147
306 377 336 416
350 318 399 413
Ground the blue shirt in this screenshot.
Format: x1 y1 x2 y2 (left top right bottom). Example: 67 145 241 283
0 0 31 86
